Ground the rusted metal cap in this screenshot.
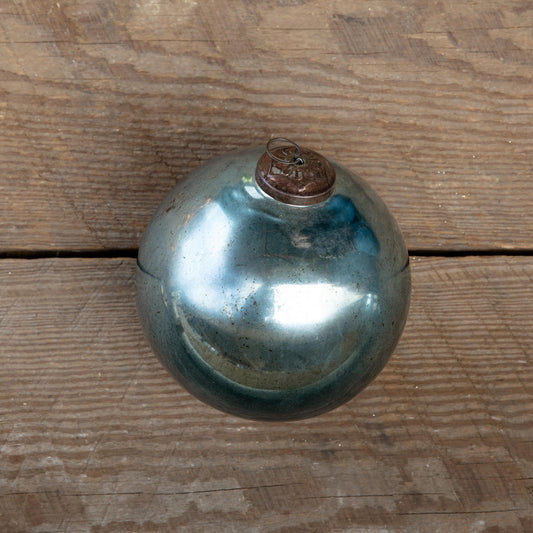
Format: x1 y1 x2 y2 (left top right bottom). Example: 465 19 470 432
255 138 336 206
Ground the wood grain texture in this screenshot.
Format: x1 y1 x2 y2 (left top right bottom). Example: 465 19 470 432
0 257 531 532
0 0 532 251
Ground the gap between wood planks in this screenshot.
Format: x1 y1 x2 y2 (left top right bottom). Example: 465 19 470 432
0 248 532 260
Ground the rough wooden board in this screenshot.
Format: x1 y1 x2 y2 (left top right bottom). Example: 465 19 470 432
0 256 531 532
0 0 532 251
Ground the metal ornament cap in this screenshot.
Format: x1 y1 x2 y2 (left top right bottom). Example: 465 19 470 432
256 141 336 206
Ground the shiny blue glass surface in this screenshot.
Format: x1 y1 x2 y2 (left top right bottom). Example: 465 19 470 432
137 146 410 420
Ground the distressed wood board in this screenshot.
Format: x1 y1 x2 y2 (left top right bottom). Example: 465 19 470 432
0 0 532 251
0 257 531 532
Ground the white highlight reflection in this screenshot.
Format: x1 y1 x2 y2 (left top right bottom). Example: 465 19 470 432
269 283 364 327
244 184 264 199
176 201 261 316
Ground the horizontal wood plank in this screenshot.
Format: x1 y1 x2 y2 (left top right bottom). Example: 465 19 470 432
0 0 532 251
0 256 531 532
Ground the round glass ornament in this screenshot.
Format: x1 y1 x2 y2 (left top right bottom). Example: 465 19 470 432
136 139 410 420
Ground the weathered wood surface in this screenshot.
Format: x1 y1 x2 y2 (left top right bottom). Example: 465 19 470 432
1 1 532 532
0 256 531 532
1 0 532 251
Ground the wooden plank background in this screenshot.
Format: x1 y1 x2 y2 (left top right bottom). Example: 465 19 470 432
0 0 531 252
1 257 532 532
0 1 532 532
